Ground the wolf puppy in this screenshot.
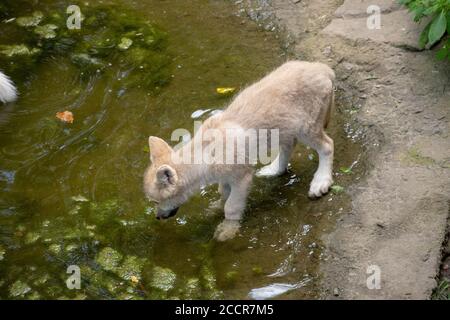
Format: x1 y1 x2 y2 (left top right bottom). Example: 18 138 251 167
144 61 335 241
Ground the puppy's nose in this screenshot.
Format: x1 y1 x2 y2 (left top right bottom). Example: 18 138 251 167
156 207 179 220
167 207 179 218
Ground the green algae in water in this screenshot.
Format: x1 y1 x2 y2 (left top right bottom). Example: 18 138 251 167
118 37 133 50
151 266 177 292
116 256 146 281
200 264 223 299
225 271 239 282
24 232 41 245
16 11 44 27
33 274 51 286
71 195 89 202
48 244 62 255
71 53 106 71
89 199 122 224
0 44 41 58
34 24 58 39
9 280 32 298
96 247 123 271
252 266 263 275
64 243 79 252
0 2 172 90
183 278 202 299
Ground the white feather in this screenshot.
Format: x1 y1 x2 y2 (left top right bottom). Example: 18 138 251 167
0 71 18 103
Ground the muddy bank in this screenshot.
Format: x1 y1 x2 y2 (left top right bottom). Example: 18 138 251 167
246 0 450 299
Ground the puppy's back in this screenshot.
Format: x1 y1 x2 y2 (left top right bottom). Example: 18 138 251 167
223 61 334 130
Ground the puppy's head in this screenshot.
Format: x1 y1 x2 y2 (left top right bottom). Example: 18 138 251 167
143 136 184 220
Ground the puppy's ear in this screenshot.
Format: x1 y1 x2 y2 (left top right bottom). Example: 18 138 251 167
156 165 178 185
148 136 173 162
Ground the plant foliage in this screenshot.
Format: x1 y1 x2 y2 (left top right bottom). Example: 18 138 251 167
400 0 450 60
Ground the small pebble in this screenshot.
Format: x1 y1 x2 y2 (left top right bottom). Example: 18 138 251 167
333 288 340 296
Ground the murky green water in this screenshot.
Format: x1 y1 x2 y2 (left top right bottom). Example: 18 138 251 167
0 0 363 299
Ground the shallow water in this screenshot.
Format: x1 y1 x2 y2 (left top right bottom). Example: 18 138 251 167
0 0 363 299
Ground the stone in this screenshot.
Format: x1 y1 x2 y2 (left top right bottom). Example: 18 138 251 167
334 0 401 18
333 287 340 296
323 10 427 50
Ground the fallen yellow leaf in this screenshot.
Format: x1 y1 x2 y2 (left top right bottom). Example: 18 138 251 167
56 111 74 123
216 87 236 95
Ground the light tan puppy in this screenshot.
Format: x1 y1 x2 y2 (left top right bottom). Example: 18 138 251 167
144 61 335 241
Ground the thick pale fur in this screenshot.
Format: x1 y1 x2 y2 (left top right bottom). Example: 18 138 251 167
0 71 17 103
144 61 335 241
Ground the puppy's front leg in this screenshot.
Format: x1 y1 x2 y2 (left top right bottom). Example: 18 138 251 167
214 173 252 241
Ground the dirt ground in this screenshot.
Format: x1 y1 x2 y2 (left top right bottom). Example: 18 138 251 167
241 0 450 299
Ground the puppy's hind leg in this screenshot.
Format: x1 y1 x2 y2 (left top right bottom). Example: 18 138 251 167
303 132 334 198
256 142 294 178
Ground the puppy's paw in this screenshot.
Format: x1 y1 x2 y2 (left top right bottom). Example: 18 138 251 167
256 165 284 178
308 175 333 198
214 220 240 242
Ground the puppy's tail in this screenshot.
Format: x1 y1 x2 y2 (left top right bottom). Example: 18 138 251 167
0 71 18 104
321 64 335 130
324 89 334 129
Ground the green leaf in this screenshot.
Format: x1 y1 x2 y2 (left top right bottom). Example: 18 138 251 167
447 11 450 33
412 6 426 22
423 6 438 16
436 47 448 60
419 21 432 49
428 10 447 46
339 166 352 174
331 185 344 194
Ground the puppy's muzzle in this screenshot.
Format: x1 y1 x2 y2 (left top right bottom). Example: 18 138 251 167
156 207 179 220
